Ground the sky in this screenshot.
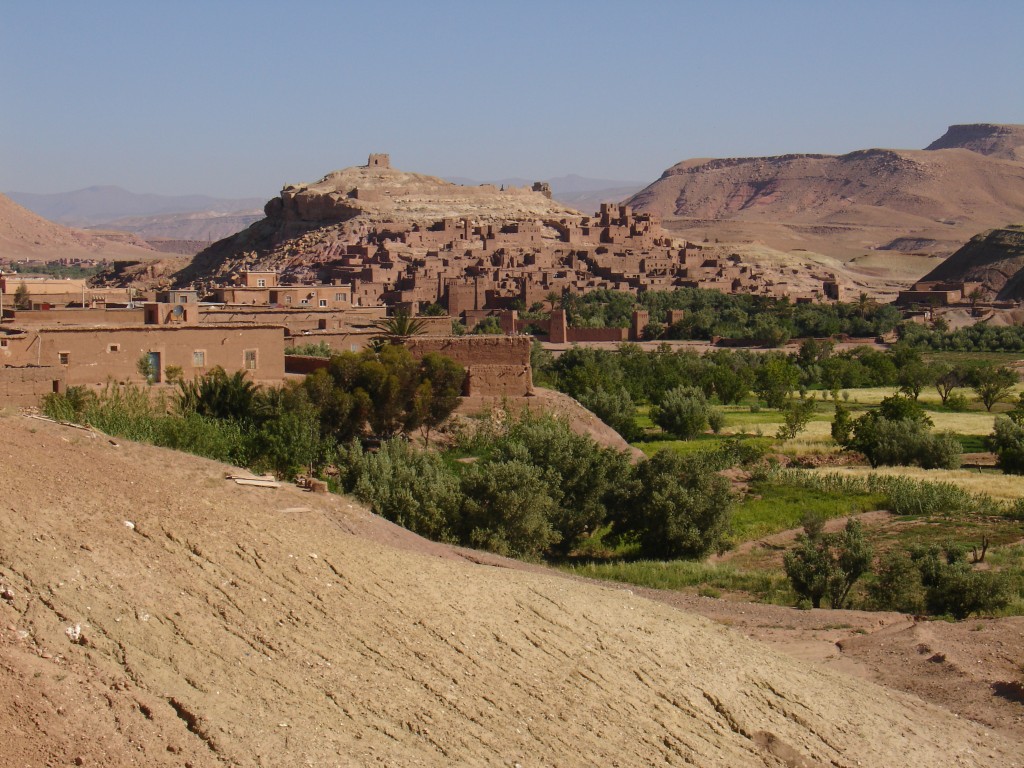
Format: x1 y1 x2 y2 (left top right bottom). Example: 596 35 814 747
2 0 1023 199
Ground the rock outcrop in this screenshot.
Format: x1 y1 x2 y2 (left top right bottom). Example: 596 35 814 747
918 224 1024 299
925 123 1024 161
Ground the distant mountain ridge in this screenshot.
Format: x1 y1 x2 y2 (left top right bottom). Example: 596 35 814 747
626 123 1024 262
6 186 264 228
0 193 158 260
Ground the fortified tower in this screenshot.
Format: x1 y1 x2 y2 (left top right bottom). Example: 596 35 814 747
367 153 391 169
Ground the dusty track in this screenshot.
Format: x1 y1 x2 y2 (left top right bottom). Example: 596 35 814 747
0 415 1020 766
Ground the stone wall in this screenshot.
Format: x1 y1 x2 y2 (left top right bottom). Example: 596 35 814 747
0 366 65 408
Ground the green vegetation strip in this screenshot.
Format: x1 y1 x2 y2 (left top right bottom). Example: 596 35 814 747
565 560 791 602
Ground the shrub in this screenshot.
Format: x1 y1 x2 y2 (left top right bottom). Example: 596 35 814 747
707 409 726 435
346 439 462 542
869 550 926 613
480 411 634 555
776 395 816 441
910 545 1011 619
459 459 561 558
577 385 641 442
968 364 1018 412
624 450 732 559
783 517 872 609
988 416 1024 474
651 386 709 439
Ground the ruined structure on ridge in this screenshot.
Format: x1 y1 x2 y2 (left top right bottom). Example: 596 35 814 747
171 155 842 316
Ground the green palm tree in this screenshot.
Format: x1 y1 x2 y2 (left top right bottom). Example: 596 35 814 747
370 311 427 346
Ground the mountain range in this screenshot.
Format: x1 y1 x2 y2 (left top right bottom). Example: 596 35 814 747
626 124 1024 262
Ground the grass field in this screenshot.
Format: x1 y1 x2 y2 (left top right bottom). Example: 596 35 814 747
806 465 1024 501
730 481 883 541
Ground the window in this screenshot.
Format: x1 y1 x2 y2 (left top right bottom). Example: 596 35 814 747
107 343 120 353
58 352 69 365
0 339 7 348
335 292 344 302
319 299 328 307
244 349 257 370
284 295 292 304
256 278 266 288
193 350 206 367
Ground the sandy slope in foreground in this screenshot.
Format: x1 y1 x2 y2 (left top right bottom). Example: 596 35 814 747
0 415 1018 767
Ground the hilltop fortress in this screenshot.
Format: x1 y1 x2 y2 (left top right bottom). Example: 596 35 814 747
174 155 843 315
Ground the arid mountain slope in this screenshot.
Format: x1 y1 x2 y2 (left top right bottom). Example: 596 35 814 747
628 124 1024 262
1 414 1017 766
919 224 1024 299
0 193 158 260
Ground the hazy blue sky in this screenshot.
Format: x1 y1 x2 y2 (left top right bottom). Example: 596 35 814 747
3 0 1023 198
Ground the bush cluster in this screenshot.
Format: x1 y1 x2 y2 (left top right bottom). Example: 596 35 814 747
870 544 1010 619
337 410 735 561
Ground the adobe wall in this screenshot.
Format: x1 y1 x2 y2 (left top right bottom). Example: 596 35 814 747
2 308 146 326
407 336 533 397
0 366 65 408
287 336 534 398
566 327 629 342
15 325 286 387
199 306 387 333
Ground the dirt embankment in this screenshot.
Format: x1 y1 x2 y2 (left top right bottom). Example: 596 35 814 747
0 415 1020 766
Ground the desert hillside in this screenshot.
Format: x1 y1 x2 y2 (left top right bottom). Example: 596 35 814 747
627 124 1024 262
0 193 159 261
0 414 1018 766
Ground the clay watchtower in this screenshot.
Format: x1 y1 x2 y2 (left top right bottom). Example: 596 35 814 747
367 153 391 169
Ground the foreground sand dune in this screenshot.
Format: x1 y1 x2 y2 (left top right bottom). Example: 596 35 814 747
0 415 1018 766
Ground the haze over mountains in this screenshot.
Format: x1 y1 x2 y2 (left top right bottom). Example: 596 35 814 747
627 123 1024 261
6 186 264 243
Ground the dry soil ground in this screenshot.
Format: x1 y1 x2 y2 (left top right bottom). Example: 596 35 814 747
1 414 1021 766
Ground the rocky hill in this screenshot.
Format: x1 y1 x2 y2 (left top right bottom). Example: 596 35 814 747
175 156 581 285
0 193 158 260
925 123 1024 161
1 413 1019 766
918 224 1024 299
627 124 1024 263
